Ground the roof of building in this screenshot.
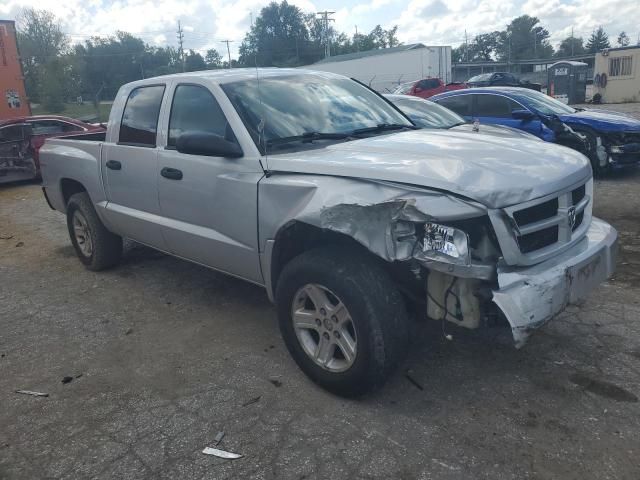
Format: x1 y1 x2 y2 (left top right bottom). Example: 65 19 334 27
599 45 640 53
313 43 428 64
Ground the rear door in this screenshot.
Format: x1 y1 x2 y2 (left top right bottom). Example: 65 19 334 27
101 84 168 249
434 94 473 121
472 93 543 137
156 81 263 282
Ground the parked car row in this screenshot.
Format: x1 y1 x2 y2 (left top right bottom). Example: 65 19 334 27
39 69 618 397
0 115 104 183
429 87 640 174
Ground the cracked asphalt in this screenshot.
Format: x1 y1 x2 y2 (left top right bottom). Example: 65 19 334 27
2 104 640 479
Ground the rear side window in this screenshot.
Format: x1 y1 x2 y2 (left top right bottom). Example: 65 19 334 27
30 120 83 135
119 85 165 146
474 95 521 118
436 95 472 116
168 84 229 147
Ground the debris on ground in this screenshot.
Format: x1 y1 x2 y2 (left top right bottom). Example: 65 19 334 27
268 376 283 388
405 371 424 391
242 396 261 407
15 242 24 248
202 447 243 459
15 390 49 397
0 234 14 240
62 376 74 384
214 431 225 445
125 328 134 335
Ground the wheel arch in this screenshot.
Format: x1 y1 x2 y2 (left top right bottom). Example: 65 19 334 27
267 220 380 302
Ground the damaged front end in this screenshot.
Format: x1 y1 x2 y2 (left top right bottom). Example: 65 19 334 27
263 175 617 347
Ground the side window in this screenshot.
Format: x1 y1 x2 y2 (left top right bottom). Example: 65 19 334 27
119 85 165 146
30 120 66 135
437 95 471 116
168 84 229 147
474 95 513 118
425 78 440 89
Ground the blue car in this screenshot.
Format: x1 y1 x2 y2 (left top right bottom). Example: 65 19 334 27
431 87 640 174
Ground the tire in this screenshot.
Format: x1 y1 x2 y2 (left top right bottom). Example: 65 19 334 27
66 192 122 271
577 129 608 176
275 247 409 397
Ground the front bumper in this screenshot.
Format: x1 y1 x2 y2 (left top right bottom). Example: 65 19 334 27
609 143 640 168
492 217 617 347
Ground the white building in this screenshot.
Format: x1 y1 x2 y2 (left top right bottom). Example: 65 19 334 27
307 43 452 93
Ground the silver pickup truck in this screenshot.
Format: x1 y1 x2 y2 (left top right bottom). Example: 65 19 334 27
40 69 617 396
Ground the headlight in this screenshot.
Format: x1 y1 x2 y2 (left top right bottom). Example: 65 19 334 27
423 222 470 265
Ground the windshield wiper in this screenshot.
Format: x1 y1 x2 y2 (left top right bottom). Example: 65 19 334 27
350 123 417 136
266 131 350 147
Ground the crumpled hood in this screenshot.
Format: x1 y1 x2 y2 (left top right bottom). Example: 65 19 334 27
558 109 640 133
266 129 591 209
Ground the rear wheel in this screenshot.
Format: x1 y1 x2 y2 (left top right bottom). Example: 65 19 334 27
66 192 122 271
276 247 409 397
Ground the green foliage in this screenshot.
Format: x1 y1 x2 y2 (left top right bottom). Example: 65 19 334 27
586 27 611 53
555 36 585 57
205 49 223 68
16 8 69 102
495 15 553 61
617 31 630 47
185 50 206 71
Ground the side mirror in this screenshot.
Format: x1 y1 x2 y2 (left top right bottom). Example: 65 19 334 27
176 132 243 158
512 109 535 121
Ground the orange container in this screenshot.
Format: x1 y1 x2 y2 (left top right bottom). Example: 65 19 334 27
0 20 31 120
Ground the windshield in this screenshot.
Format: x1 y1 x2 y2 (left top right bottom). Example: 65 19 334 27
468 73 492 82
389 96 465 129
221 74 412 153
516 89 576 115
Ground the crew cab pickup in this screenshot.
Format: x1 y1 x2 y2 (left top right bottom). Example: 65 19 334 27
40 69 617 396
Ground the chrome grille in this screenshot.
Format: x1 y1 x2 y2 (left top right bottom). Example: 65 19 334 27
489 179 593 266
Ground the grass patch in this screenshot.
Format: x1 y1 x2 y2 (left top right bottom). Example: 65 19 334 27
31 102 112 123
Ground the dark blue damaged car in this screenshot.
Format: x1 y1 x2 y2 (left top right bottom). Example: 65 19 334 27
431 87 640 174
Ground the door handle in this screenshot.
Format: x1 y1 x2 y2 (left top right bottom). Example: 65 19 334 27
106 160 121 170
161 167 183 180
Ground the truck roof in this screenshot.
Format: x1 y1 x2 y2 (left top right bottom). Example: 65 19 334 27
126 68 343 87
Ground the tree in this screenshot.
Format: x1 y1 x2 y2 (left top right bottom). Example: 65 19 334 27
184 50 206 71
586 27 610 53
468 32 500 61
555 36 585 57
617 31 630 47
496 15 553 61
205 49 223 69
238 1 310 67
16 8 69 102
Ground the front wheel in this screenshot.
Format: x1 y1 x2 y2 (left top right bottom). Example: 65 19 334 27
275 247 409 397
66 192 122 271
579 129 608 176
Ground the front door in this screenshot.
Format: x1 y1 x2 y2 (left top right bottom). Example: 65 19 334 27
102 84 168 249
156 82 263 283
472 94 543 138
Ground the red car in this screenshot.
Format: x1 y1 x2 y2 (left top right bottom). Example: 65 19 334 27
0 115 105 182
393 77 467 99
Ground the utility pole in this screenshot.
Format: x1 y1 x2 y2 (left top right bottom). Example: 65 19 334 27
355 25 359 52
177 21 185 72
464 30 468 62
316 11 335 58
571 27 575 56
220 40 234 68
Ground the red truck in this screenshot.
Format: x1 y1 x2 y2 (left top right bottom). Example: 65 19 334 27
393 78 467 99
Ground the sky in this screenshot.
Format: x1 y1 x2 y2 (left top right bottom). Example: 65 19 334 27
1 0 638 59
